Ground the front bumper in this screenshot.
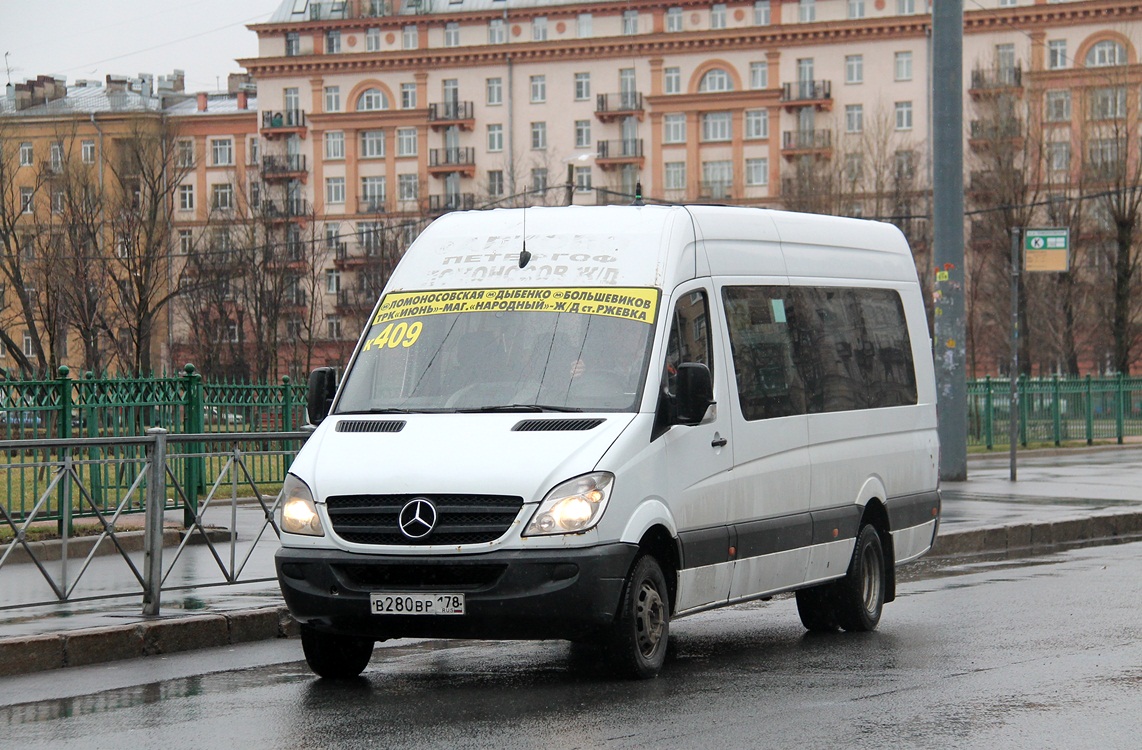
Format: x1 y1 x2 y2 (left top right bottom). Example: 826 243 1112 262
276 543 639 641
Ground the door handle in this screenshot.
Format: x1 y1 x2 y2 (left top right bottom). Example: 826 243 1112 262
711 434 728 448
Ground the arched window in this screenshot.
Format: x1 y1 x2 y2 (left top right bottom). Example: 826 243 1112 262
357 88 389 111
699 68 733 93
1085 40 1126 68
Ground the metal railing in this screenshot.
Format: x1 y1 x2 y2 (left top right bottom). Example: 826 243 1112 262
0 429 307 614
968 375 1142 448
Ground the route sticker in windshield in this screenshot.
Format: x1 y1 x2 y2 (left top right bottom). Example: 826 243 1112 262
371 287 659 326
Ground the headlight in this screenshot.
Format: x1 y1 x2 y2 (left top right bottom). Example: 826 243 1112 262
524 472 614 536
279 474 324 537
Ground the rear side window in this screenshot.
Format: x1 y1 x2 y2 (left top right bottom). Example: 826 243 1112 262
722 286 916 420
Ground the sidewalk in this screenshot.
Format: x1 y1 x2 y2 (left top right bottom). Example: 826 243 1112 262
2 444 1142 677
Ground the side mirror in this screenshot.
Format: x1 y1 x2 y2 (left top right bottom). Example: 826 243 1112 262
307 367 337 425
674 362 714 425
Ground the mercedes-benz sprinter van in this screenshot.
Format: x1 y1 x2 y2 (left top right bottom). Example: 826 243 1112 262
276 205 941 679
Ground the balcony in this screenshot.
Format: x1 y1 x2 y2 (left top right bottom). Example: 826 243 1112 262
699 181 733 201
969 67 1023 99
428 101 475 131
306 1 393 20
781 80 832 112
336 288 381 312
595 92 644 123
596 139 644 169
429 193 476 213
968 120 1023 150
261 110 307 139
781 129 833 159
357 197 389 214
428 147 476 176
264 198 310 221
262 154 307 180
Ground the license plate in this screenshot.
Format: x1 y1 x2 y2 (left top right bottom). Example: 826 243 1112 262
370 593 465 616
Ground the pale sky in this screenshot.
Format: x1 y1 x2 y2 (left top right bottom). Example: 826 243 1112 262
1 0 279 93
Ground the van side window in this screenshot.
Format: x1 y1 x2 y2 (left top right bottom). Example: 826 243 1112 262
723 286 916 420
655 290 712 434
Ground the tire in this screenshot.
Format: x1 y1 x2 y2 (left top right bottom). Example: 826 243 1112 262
834 524 886 632
300 625 374 679
795 584 839 632
605 554 670 679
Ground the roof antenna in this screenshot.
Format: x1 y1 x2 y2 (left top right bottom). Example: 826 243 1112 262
632 181 644 207
518 206 531 268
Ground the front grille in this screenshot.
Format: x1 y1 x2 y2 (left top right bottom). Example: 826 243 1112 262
336 563 508 590
325 494 524 546
336 419 406 433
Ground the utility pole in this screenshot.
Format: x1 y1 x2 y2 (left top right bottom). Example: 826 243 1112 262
932 1 967 481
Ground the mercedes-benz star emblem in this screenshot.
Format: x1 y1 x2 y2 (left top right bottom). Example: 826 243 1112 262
398 498 438 539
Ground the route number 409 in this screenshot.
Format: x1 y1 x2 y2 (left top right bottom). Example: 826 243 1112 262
364 321 423 351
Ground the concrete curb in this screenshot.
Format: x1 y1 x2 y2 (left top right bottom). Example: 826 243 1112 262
3 510 1142 678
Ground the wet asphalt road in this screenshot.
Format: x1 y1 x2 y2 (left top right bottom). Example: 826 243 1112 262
3 542 1141 750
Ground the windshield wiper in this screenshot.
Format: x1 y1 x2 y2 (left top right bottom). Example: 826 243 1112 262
338 407 446 415
458 404 584 413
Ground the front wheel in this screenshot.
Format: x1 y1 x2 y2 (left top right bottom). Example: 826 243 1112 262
300 625 374 679
604 554 670 679
834 524 886 632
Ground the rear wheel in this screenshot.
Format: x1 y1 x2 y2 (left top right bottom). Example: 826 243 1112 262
300 625 374 679
834 524 886 632
604 554 670 679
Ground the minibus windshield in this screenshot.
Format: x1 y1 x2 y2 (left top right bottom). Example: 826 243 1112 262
336 287 660 413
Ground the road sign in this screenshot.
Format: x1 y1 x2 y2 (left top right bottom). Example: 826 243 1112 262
1024 227 1069 272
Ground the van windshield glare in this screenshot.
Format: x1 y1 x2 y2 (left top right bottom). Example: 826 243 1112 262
335 287 660 414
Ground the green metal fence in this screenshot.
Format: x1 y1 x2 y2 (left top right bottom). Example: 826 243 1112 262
0 365 308 526
968 375 1142 448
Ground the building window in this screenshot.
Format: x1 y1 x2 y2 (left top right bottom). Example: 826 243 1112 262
402 24 418 49
702 160 732 194
574 72 591 101
357 88 388 111
211 139 233 166
530 75 546 103
19 142 33 167
578 13 592 37
895 51 913 81
365 27 381 51
324 86 341 112
285 32 300 56
531 122 547 150
532 168 548 193
711 4 727 29
399 173 418 201
845 104 864 133
487 170 504 197
51 190 64 214
81 140 96 164
178 184 194 211
895 150 915 181
249 180 261 207
23 332 35 358
489 18 505 44
1045 90 1071 122
749 62 768 90
846 55 864 84
702 112 731 141
361 129 385 158
575 120 591 148
1086 40 1126 68
745 158 769 186
663 114 686 144
328 317 342 340
326 177 345 204
699 68 732 93
1047 40 1067 70
622 10 638 35
664 162 686 190
754 0 770 25
1047 141 1071 174
1090 87 1127 120
574 166 591 192
444 22 459 47
19 186 32 214
848 0 865 19
397 128 417 156
666 7 683 32
898 0 915 14
745 109 768 139
799 0 816 23
176 139 195 167
664 67 681 95
325 269 341 295
178 229 193 255
533 16 547 41
999 0 1016 6
487 123 503 152
895 101 913 130
326 30 341 53
325 131 345 160
211 183 233 211
401 82 417 109
486 77 503 106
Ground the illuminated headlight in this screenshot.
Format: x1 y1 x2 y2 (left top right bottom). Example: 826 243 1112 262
524 472 614 536
279 474 324 537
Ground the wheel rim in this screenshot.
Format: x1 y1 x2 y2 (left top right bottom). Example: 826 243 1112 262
634 579 666 658
860 541 883 614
